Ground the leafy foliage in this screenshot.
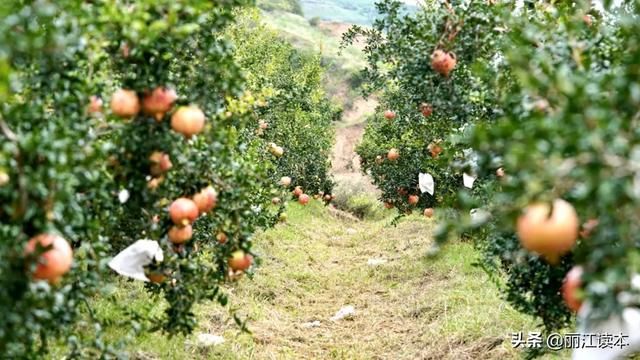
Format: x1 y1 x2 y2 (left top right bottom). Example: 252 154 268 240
438 0 640 335
0 0 335 357
345 0 508 215
228 11 338 197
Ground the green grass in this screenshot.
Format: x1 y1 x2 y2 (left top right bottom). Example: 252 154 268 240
71 201 575 359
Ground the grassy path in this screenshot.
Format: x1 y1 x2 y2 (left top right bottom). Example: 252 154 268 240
114 202 569 359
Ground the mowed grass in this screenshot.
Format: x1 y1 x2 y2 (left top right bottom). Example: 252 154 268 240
72 200 576 359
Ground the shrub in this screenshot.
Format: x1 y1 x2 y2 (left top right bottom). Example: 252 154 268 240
344 0 508 216
228 11 339 198
437 1 638 339
0 0 292 356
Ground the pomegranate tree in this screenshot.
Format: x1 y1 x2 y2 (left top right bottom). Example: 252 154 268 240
228 14 335 198
434 0 640 351
345 0 506 216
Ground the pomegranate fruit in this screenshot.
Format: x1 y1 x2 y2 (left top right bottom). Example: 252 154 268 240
228 250 253 271
420 103 433 118
110 89 140 118
216 232 228 244
149 151 172 176
147 272 166 283
293 186 303 197
147 177 164 190
280 176 292 187
430 49 457 77
408 195 419 206
268 143 284 157
428 143 443 158
424 208 434 218
324 194 332 202
384 202 394 209
25 233 73 283
516 199 579 263
387 148 400 161
272 197 281 205
562 266 584 312
171 105 205 138
384 110 396 120
579 218 599 239
169 198 199 226
88 95 103 114
298 194 310 205
168 225 193 244
193 186 218 214
142 87 178 121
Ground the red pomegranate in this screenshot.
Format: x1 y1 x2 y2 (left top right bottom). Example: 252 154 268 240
168 225 193 244
579 218 599 239
408 195 419 206
420 103 433 118
216 232 228 244
384 110 396 120
142 87 178 121
171 106 205 138
516 199 579 264
298 194 310 205
387 148 400 161
88 96 103 114
228 250 253 271
110 89 140 118
280 176 292 187
384 202 394 209
193 186 218 214
562 266 584 312
169 198 199 226
423 208 434 218
147 177 164 190
431 49 457 77
149 151 172 176
428 143 443 158
293 186 303 197
25 233 73 283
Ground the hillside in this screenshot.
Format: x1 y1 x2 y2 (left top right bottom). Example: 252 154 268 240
300 0 418 26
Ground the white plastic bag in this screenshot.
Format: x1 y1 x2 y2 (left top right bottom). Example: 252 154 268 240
419 172 435 195
108 240 164 282
463 173 476 189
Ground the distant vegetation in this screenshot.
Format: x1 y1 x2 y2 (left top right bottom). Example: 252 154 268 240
257 0 303 15
300 0 417 26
